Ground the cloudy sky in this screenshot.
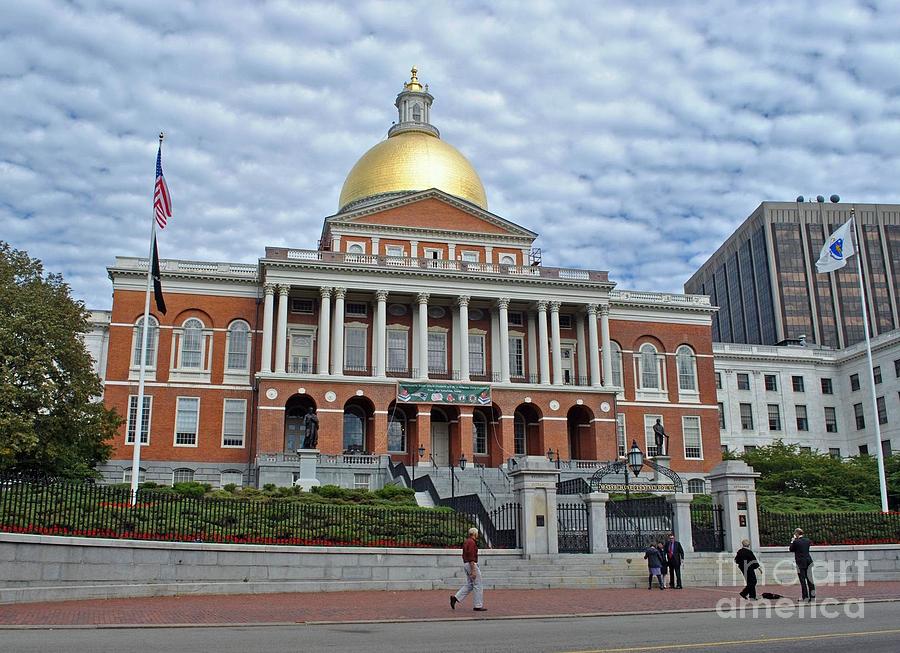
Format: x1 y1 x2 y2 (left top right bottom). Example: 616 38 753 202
3 1 900 309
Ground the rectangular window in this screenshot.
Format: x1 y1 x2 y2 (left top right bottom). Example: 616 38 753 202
289 333 313 373
764 374 777 391
126 395 152 444
829 448 841 459
616 413 626 457
718 402 726 430
387 329 408 373
800 446 812 454
682 416 703 459
737 373 750 391
740 403 753 430
173 469 194 484
460 250 478 262
744 445 757 453
825 407 838 433
850 373 860 391
386 245 404 258
873 366 882 384
222 399 246 447
473 418 487 455
174 397 200 446
514 415 526 455
859 444 869 455
792 376 805 392
715 372 722 390
854 403 865 430
558 314 572 329
290 298 314 314
721 444 729 454
353 473 371 490
423 247 442 260
883 440 892 460
821 378 833 394
509 336 524 377
877 396 888 425
428 332 447 373
767 404 782 431
346 302 368 317
344 326 367 371
468 334 485 375
507 311 524 327
795 405 808 431
643 414 662 457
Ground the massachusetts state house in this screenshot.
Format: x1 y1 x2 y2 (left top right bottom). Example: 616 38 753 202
99 69 720 489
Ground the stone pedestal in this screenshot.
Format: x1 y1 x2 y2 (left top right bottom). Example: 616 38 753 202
652 455 671 484
585 492 610 553
255 450 321 490
293 449 322 491
666 492 694 553
508 456 560 556
708 460 760 552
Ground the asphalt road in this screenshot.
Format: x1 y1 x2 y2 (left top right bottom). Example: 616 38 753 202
3 601 899 653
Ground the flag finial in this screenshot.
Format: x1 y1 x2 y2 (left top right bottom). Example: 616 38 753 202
159 131 165 142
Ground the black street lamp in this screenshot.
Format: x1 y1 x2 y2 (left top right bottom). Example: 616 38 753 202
452 454 467 498
624 440 644 500
413 443 425 481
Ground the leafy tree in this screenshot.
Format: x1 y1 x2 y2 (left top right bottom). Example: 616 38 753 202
0 241 118 477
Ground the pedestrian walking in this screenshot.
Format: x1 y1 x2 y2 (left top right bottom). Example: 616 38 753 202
664 532 685 589
450 527 486 611
789 528 816 602
644 542 665 590
734 538 759 600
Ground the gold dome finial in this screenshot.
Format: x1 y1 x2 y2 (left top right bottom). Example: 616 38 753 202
404 66 423 91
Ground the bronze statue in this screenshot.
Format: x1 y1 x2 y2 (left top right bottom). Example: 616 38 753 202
652 418 668 456
302 407 319 449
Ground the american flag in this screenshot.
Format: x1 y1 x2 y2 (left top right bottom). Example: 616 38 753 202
154 143 172 229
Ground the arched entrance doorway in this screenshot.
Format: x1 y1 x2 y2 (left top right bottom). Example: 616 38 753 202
567 404 594 461
343 396 375 453
284 394 316 452
430 407 450 466
514 403 543 456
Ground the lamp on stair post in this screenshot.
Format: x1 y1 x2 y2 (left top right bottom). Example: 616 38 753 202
624 440 644 500
414 443 425 481
452 453 467 498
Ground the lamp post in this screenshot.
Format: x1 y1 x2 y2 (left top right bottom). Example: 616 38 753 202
452 453 467 498
624 440 644 500
413 443 425 481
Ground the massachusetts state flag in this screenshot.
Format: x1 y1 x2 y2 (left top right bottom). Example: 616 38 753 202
154 143 172 229
816 218 855 274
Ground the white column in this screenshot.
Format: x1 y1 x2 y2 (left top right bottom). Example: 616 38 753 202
274 284 289 373
537 300 550 384
527 311 537 381
374 290 387 377
490 309 500 378
261 283 275 373
549 301 562 386
417 292 429 378
410 240 419 259
331 287 345 375
317 287 331 375
587 304 601 388
498 298 511 383
458 295 470 381
600 303 612 387
575 311 587 386
485 246 494 265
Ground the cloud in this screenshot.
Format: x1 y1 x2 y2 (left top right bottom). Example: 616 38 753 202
1 0 899 310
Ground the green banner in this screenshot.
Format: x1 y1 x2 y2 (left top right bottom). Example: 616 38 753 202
397 382 491 405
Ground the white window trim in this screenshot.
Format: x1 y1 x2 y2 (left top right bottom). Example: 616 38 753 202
387 412 407 453
473 413 488 455
344 323 369 371
498 253 516 265
460 250 479 262
635 345 667 401
288 326 317 375
385 245 405 257
468 333 486 375
682 415 703 460
224 321 252 382
345 240 366 254
423 247 443 260
172 468 195 485
676 346 699 403
643 414 663 457
428 330 448 374
220 470 244 487
290 298 315 314
221 398 247 448
173 396 201 447
129 317 159 381
126 394 153 445
345 302 368 317
616 412 626 458
386 327 409 373
170 320 213 383
509 335 525 377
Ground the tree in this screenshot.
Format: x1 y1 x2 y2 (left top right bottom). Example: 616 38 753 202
0 241 118 477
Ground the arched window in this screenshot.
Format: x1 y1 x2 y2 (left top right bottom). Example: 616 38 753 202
343 406 366 451
412 103 421 122
226 320 250 371
676 345 697 392
131 316 159 367
180 318 204 369
499 254 515 265
513 412 526 455
172 468 194 484
347 243 364 254
387 410 406 453
639 343 660 389
609 341 623 387
687 478 706 494
123 467 146 484
472 412 488 455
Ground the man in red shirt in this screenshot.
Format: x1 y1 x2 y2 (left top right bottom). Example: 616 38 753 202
450 527 486 611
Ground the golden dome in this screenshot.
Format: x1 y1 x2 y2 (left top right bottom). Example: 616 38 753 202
338 130 488 211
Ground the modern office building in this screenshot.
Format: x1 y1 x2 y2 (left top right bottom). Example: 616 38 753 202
96 69 721 487
685 201 900 348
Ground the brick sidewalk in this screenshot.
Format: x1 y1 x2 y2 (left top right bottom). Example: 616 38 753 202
1 582 898 626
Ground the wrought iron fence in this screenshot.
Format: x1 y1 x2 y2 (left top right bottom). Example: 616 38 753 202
758 509 900 546
690 502 725 552
0 476 473 548
557 502 590 553
606 497 674 551
489 502 521 549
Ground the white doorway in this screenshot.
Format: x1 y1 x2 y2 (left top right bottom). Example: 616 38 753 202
431 422 449 467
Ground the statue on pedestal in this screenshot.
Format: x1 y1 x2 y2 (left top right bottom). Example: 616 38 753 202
653 418 668 456
301 407 319 449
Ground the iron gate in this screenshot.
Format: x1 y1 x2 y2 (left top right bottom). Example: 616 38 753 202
557 502 590 553
690 502 725 552
606 497 674 551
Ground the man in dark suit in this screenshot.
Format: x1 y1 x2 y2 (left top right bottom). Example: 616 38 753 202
664 532 685 589
789 528 816 602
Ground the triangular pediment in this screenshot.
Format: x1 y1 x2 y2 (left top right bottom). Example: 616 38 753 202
324 189 538 240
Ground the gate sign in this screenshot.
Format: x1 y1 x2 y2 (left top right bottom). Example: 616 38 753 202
598 482 676 494
397 382 491 405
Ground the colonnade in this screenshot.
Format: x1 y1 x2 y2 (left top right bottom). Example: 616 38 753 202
259 283 615 387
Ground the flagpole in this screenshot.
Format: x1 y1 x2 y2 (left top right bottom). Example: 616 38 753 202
129 132 164 506
850 208 890 513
